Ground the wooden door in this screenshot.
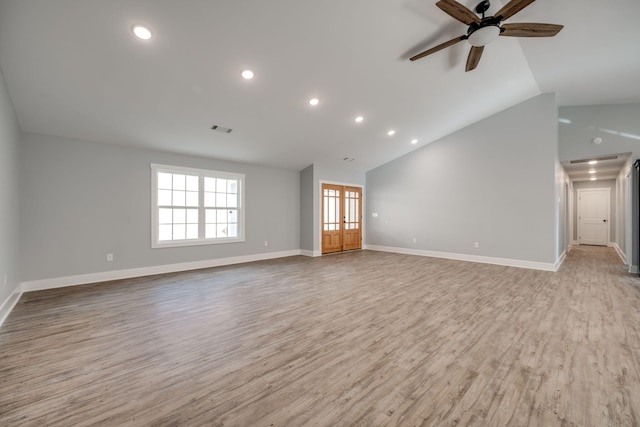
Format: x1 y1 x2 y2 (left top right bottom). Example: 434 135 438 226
577 188 610 246
342 186 362 251
321 184 362 254
322 184 343 254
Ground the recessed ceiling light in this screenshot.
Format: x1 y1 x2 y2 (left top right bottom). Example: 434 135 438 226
355 116 364 123
588 169 596 174
309 98 319 106
411 139 418 144
132 25 152 40
590 177 597 181
588 160 598 165
387 130 396 136
241 70 254 80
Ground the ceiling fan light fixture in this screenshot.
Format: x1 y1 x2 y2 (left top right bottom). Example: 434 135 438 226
468 25 500 46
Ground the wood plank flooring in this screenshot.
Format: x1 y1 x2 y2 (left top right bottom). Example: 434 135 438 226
1 246 639 426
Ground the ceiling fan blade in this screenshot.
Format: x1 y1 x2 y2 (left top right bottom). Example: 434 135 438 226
500 23 564 37
436 0 480 25
465 46 484 72
410 36 466 61
495 0 536 20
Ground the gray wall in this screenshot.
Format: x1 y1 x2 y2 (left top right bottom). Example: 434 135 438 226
366 93 559 264
299 165 314 252
555 160 569 259
0 67 21 305
20 133 300 282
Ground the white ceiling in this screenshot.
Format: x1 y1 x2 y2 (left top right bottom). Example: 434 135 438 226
0 0 638 173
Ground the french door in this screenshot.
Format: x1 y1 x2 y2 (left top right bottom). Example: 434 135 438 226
322 184 362 254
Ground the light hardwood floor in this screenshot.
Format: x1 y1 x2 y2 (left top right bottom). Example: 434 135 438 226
1 246 639 426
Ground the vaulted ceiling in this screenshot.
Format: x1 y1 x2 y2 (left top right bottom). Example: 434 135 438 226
0 0 638 172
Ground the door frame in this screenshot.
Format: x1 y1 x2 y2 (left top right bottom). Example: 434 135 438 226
318 180 364 255
577 187 611 246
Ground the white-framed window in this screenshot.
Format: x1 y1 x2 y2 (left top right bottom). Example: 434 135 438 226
151 164 245 248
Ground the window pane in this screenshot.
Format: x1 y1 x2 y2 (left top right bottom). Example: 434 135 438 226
158 189 172 206
173 190 186 206
217 224 227 237
205 209 216 223
350 199 356 222
206 224 216 239
216 193 227 207
217 209 228 223
204 177 215 192
228 180 237 194
227 194 237 208
159 225 172 240
228 209 237 223
158 173 173 189
186 224 198 239
186 209 198 223
216 178 227 193
186 191 198 207
228 224 237 237
186 175 198 191
173 174 186 190
173 208 186 224
173 224 186 240
204 192 215 207
328 197 335 223
159 208 172 224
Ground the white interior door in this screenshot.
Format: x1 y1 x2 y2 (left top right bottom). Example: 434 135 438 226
577 188 610 246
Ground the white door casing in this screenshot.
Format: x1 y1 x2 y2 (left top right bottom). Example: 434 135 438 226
577 188 610 246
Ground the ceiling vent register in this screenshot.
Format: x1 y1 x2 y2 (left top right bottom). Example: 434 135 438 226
211 125 233 134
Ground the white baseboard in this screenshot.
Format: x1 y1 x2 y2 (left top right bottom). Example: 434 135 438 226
21 250 302 293
609 242 627 264
0 284 23 329
300 250 321 257
364 245 558 272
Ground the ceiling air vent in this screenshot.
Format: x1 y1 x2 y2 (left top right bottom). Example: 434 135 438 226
211 125 233 134
570 155 618 164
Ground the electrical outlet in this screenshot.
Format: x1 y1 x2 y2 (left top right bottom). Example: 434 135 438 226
107 253 114 262
474 242 480 248
412 237 417 243
264 241 268 247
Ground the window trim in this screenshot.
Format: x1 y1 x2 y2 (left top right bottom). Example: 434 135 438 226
151 163 245 248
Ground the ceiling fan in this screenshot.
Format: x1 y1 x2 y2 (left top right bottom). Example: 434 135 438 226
409 0 563 71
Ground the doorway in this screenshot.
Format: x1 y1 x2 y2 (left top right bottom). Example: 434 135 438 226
577 188 610 246
321 183 362 254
